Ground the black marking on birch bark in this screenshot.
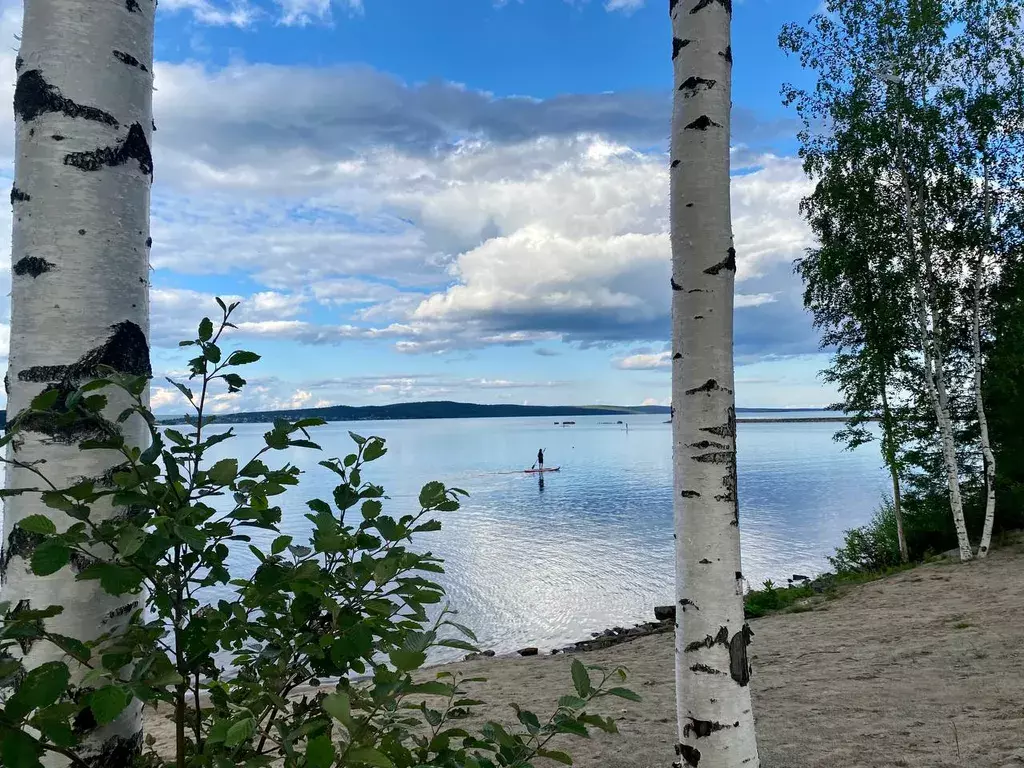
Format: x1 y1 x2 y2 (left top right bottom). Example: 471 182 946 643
685 116 722 131
73 694 98 733
679 598 699 611
112 50 149 72
699 558 711 564
673 352 682 360
689 440 727 449
694 315 704 320
14 71 119 126
146 236 153 248
686 202 694 207
685 625 729 653
4 373 9 394
980 544 988 554
693 451 732 464
688 288 702 293
672 38 691 59
685 379 732 395
19 320 152 383
700 405 736 438
729 624 754 686
86 731 143 766
679 76 717 97
683 718 733 739
103 601 140 624
719 46 733 64
152 118 157 132
1 520 94 576
126 0 141 10
704 247 736 275
690 663 721 675
15 55 23 71
691 0 732 13
64 122 154 179
675 743 701 766
13 256 54 277
671 277 683 291
11 185 30 203
79 228 87 235
671 159 680 169
681 490 701 498
669 0 679 15
52 133 66 141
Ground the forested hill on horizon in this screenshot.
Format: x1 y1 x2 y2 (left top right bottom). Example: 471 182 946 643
0 403 841 429
158 400 671 425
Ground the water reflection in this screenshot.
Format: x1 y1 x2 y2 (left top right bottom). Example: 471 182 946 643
201 414 887 660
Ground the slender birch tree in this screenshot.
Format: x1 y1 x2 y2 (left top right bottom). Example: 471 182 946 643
1 0 156 762
670 1 759 766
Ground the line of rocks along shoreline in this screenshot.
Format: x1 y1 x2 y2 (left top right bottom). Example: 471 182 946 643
463 571 836 661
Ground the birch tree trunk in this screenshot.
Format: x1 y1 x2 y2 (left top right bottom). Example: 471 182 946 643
974 153 997 557
670 1 759 766
893 111 973 562
1 0 155 763
879 381 909 562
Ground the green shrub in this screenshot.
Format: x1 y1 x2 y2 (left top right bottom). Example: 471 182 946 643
829 498 903 573
743 579 815 618
0 301 636 768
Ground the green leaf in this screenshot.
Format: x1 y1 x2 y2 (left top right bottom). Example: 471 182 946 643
322 692 351 725
225 717 255 748
571 659 592 698
305 735 335 768
48 634 90 663
76 563 144 595
166 378 194 402
199 317 214 342
0 730 41 768
537 749 574 765
116 526 145 557
89 685 130 726
31 388 61 411
208 458 238 486
271 535 293 555
5 662 70 720
40 493 75 513
18 515 56 535
557 696 587 710
227 350 261 366
418 481 446 509
31 540 70 576
605 687 642 703
347 747 394 767
390 649 427 672
31 715 77 748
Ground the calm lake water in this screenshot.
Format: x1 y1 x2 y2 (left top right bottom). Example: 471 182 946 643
201 412 888 660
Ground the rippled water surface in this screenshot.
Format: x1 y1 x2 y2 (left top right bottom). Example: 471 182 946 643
206 413 888 658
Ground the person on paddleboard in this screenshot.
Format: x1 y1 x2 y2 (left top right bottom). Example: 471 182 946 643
537 448 544 470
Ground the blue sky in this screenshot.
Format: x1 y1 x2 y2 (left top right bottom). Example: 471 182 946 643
0 0 837 413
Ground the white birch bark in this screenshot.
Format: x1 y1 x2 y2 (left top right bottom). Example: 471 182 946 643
893 120 973 562
670 1 759 766
1 0 155 763
973 231 996 556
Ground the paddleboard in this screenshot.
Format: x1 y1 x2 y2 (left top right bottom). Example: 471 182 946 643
524 467 560 473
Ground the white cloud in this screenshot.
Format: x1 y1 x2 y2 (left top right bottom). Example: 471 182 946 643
159 0 260 26
615 351 671 370
275 0 363 25
604 0 645 11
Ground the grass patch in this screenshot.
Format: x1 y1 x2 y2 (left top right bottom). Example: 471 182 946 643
953 621 973 629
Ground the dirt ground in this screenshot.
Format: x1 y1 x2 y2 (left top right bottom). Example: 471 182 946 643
144 537 1024 767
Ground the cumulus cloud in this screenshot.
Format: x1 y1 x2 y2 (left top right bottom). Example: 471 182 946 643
159 0 260 26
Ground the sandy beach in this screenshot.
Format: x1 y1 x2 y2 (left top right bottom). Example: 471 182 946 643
144 536 1024 767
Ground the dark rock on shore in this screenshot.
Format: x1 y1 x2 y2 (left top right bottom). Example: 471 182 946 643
654 605 676 622
518 647 539 657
